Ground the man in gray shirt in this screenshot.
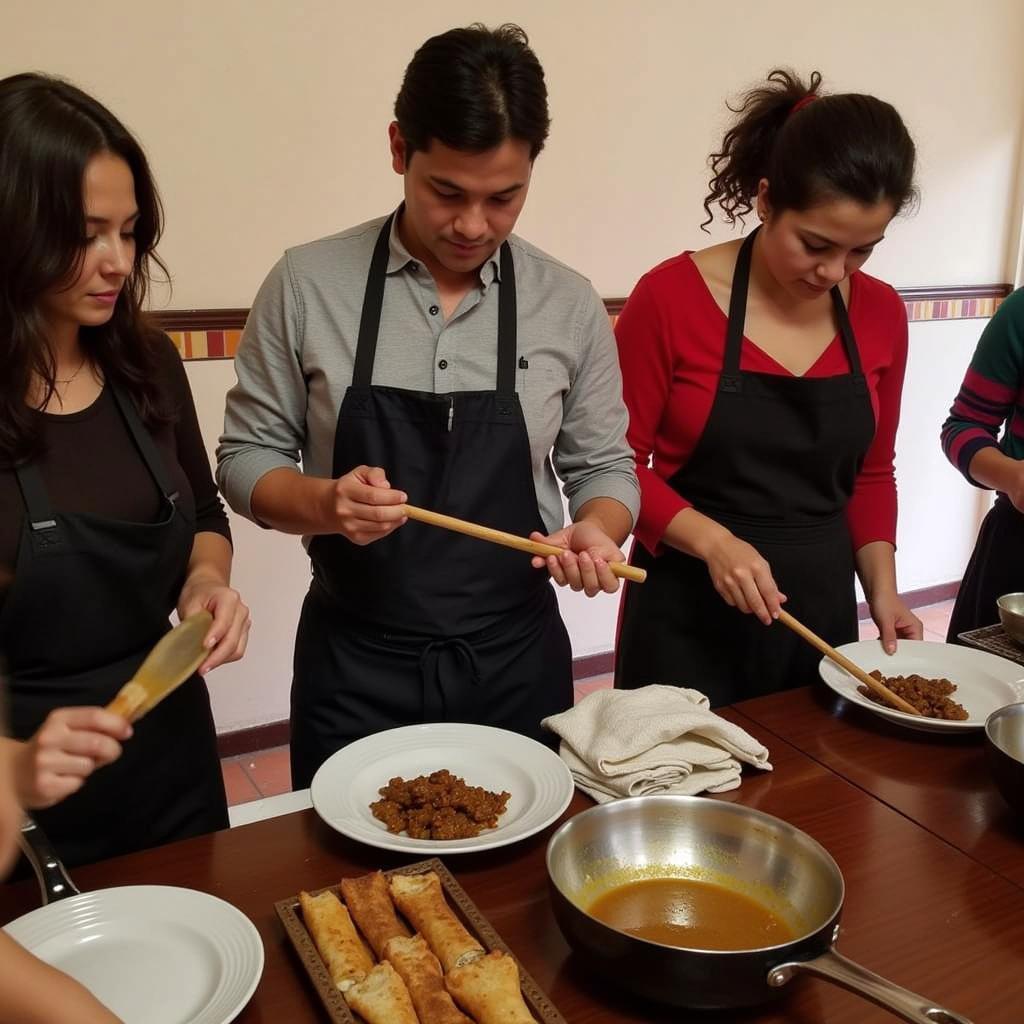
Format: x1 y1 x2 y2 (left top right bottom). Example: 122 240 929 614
217 24 639 786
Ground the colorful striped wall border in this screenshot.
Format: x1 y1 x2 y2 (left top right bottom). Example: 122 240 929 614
155 285 1012 360
165 329 243 360
902 296 1003 321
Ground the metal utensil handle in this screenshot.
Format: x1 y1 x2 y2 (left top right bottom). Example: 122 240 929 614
768 947 973 1024
18 816 79 906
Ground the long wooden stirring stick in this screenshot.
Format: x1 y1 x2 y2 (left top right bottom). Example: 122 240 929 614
777 609 920 715
401 504 647 584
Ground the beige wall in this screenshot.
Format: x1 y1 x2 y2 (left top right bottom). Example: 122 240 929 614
5 0 1023 303
5 2 1023 732
1013 118 1024 285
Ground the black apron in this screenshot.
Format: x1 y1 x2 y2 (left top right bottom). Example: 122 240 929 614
290 212 572 787
616 228 876 705
0 385 227 868
947 494 1024 641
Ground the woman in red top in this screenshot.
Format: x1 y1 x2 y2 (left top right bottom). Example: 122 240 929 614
615 69 923 705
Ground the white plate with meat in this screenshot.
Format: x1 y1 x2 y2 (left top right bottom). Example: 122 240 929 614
311 722 574 853
819 639 1024 733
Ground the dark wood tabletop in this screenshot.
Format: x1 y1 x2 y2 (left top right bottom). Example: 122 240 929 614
2 700 1021 1023
737 684 1024 890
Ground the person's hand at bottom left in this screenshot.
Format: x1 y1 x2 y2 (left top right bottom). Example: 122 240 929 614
4 708 130 810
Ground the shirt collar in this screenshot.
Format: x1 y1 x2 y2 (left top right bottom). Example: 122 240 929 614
386 208 503 287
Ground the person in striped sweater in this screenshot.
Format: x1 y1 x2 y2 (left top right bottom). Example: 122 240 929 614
942 287 1024 640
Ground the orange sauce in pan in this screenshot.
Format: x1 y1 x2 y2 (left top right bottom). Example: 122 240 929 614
588 878 795 951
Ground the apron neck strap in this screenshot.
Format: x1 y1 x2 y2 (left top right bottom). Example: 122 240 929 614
830 285 865 378
108 384 178 503
352 210 396 389
725 225 864 382
495 240 517 399
13 382 176 546
14 461 57 535
723 228 757 378
351 209 519 398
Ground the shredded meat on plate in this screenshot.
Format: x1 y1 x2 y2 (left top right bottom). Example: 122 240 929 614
858 670 969 720
370 770 511 840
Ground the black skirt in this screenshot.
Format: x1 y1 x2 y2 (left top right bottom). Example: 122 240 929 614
947 495 1024 642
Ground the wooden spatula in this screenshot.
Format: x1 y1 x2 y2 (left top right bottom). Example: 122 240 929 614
105 611 213 723
401 504 647 583
777 609 920 715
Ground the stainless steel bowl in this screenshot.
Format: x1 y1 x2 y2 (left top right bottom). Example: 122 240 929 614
996 592 1024 645
546 796 971 1022
985 701 1024 815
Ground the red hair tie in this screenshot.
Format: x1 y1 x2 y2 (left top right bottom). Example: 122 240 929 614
789 93 818 117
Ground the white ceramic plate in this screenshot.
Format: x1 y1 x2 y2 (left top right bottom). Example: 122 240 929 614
311 722 574 853
4 885 263 1024
819 639 1024 733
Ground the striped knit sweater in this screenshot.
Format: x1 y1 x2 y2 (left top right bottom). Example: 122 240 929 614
942 287 1024 485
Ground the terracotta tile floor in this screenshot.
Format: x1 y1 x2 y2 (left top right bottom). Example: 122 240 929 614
220 600 957 808
220 745 290 807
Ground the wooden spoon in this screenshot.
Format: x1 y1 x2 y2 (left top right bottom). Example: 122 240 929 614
106 611 213 723
400 504 647 583
777 609 920 716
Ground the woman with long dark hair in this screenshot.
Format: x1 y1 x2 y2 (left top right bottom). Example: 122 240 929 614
615 69 923 703
0 73 249 866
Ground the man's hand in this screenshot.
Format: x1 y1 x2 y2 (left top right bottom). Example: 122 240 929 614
323 466 408 545
530 521 626 596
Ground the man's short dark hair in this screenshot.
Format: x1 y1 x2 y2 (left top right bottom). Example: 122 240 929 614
395 23 550 161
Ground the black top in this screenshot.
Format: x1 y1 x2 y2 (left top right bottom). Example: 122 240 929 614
0 334 229 600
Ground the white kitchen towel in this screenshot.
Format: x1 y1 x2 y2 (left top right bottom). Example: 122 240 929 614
542 684 772 803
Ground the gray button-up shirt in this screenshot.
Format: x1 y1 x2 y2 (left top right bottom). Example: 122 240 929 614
217 214 639 539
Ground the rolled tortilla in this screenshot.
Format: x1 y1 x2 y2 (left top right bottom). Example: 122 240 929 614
384 933 472 1024
340 871 410 959
388 871 484 972
445 950 536 1024
344 961 419 1024
299 889 374 992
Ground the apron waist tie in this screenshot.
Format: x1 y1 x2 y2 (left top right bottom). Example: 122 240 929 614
700 508 849 546
418 638 482 722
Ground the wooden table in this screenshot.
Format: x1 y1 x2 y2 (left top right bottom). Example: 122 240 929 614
737 685 1024 890
2 701 1021 1023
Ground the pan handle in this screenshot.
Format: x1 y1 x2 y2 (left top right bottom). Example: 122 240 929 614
18 816 79 906
768 947 972 1024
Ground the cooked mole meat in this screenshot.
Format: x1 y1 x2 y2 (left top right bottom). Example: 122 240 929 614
858 670 969 720
370 770 511 839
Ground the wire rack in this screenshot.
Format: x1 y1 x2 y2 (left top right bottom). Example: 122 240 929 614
958 624 1024 666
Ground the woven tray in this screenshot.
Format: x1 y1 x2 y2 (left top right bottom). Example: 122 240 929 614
275 857 566 1024
958 624 1024 666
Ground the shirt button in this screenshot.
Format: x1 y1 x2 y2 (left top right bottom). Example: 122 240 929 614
438 359 448 370
428 304 440 316
409 262 419 273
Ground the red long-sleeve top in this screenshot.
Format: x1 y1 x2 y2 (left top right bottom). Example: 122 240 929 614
615 252 908 555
